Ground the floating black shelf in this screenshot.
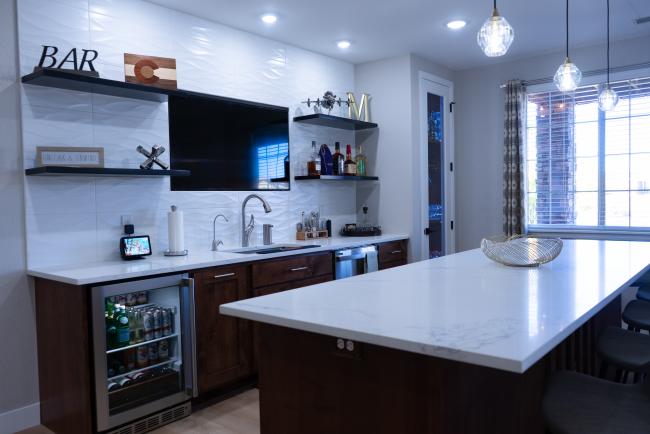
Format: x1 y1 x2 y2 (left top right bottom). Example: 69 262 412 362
21 68 287 111
25 166 191 177
294 175 379 181
293 114 378 131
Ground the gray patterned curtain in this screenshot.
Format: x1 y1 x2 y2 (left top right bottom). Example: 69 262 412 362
502 80 526 236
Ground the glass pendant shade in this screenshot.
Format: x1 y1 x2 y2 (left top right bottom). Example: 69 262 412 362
598 85 619 111
477 9 514 57
553 58 582 92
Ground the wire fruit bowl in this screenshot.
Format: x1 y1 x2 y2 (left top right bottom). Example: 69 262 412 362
480 236 563 267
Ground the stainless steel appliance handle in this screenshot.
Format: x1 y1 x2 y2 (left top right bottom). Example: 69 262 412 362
290 266 309 272
183 277 198 398
214 272 235 279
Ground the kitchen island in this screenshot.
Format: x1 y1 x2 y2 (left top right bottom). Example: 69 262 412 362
221 239 650 434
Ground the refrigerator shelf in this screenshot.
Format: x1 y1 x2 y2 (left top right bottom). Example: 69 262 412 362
107 357 179 382
106 333 179 354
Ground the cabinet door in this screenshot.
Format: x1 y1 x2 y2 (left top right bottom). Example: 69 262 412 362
378 240 408 270
194 264 251 394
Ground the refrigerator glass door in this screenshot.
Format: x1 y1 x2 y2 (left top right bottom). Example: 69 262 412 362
91 274 195 431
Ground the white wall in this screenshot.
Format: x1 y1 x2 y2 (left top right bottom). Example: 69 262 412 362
454 36 650 252
18 0 359 269
0 0 40 432
355 54 453 261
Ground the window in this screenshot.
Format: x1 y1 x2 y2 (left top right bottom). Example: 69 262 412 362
256 142 289 189
526 76 650 232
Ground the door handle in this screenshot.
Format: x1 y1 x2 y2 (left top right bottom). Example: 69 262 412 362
424 228 432 235
290 266 309 272
214 272 235 279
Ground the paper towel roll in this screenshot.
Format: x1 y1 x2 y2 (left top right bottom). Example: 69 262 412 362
168 205 185 253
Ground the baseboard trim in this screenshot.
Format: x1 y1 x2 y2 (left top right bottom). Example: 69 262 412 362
0 402 40 434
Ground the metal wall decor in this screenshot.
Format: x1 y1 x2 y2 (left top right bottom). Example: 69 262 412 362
137 145 169 170
36 45 99 76
301 90 371 121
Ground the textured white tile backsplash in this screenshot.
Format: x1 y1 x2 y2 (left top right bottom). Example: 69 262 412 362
19 0 358 267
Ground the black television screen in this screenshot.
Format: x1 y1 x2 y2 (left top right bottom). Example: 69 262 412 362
169 95 290 191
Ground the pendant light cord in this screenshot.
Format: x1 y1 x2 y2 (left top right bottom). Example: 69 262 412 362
606 0 611 84
565 0 569 58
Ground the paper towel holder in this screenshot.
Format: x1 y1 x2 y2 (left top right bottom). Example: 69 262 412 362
165 205 189 257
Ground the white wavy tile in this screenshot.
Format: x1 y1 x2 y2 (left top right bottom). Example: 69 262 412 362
18 0 90 76
182 207 240 252
95 177 169 213
95 209 167 260
25 177 96 214
91 94 168 121
26 212 97 267
21 86 92 113
167 190 239 210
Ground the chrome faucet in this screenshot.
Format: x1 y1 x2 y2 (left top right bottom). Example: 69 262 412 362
241 194 272 247
211 214 229 251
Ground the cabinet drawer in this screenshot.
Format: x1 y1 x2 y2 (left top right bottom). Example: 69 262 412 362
377 240 407 264
194 264 247 286
251 252 333 288
254 274 333 298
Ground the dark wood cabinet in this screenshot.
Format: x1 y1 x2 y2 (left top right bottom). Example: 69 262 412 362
194 264 252 394
378 239 408 270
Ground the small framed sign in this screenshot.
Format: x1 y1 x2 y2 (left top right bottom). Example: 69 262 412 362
36 146 105 168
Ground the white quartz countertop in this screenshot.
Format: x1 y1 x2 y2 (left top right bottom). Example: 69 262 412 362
26 234 408 285
221 239 650 373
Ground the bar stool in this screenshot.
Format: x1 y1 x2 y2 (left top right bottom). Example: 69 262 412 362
597 327 650 382
637 286 650 302
623 299 650 332
543 370 650 434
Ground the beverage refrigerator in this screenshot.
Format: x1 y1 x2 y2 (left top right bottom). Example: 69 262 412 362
90 274 197 433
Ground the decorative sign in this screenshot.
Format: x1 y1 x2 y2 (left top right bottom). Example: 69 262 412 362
37 45 99 75
346 92 371 122
124 53 177 90
36 146 104 168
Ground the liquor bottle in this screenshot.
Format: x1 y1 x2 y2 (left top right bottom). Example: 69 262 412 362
307 141 321 176
116 306 130 348
319 143 333 175
344 144 357 176
332 142 344 175
355 145 367 176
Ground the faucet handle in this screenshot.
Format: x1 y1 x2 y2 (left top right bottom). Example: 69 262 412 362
212 239 224 251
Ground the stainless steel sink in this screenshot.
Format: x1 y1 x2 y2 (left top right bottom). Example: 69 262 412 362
225 244 321 255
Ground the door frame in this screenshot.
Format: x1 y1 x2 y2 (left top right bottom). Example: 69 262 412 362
418 71 455 259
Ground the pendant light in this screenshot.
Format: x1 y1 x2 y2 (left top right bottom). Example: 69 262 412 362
598 0 619 111
554 0 582 92
477 0 514 57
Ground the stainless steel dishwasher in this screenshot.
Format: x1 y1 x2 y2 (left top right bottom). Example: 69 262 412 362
334 245 378 279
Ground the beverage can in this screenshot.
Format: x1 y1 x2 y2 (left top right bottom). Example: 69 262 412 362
136 345 148 368
117 377 132 388
137 291 148 305
124 348 136 371
162 308 172 336
143 310 154 341
158 339 169 360
148 342 159 364
153 309 162 339
135 311 145 343
128 372 146 382
107 381 119 392
126 292 137 307
117 294 127 305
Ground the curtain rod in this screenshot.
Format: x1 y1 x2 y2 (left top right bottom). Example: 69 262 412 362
499 61 650 88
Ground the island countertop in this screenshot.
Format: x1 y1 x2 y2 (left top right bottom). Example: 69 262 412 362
221 239 650 373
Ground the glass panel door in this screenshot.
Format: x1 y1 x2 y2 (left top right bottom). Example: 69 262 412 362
427 92 445 258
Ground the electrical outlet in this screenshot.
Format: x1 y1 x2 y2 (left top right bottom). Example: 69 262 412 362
121 215 133 227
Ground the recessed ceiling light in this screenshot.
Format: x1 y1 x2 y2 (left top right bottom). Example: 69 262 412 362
261 14 277 24
337 40 351 49
446 20 467 30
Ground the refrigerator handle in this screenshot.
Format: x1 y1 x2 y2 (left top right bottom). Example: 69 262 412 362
182 277 198 398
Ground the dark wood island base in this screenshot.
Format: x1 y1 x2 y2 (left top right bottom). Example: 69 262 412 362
256 296 621 434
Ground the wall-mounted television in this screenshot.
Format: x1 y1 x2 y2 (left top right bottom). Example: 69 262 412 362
169 95 290 191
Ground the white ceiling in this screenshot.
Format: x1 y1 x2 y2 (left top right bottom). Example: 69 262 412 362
148 0 650 70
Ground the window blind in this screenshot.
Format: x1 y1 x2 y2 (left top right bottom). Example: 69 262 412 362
526 76 650 231
257 142 288 188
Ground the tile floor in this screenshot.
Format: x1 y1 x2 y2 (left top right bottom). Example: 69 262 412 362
16 389 260 434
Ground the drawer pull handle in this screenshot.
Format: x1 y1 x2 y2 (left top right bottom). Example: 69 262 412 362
290 266 309 272
214 272 235 279
390 250 402 254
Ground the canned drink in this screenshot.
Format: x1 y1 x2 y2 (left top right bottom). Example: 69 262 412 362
137 291 148 305
107 381 119 392
162 308 172 336
158 339 169 360
148 342 159 364
117 294 127 305
128 371 145 382
136 345 148 368
126 292 137 306
143 310 154 341
153 309 162 339
124 348 136 371
117 377 132 388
